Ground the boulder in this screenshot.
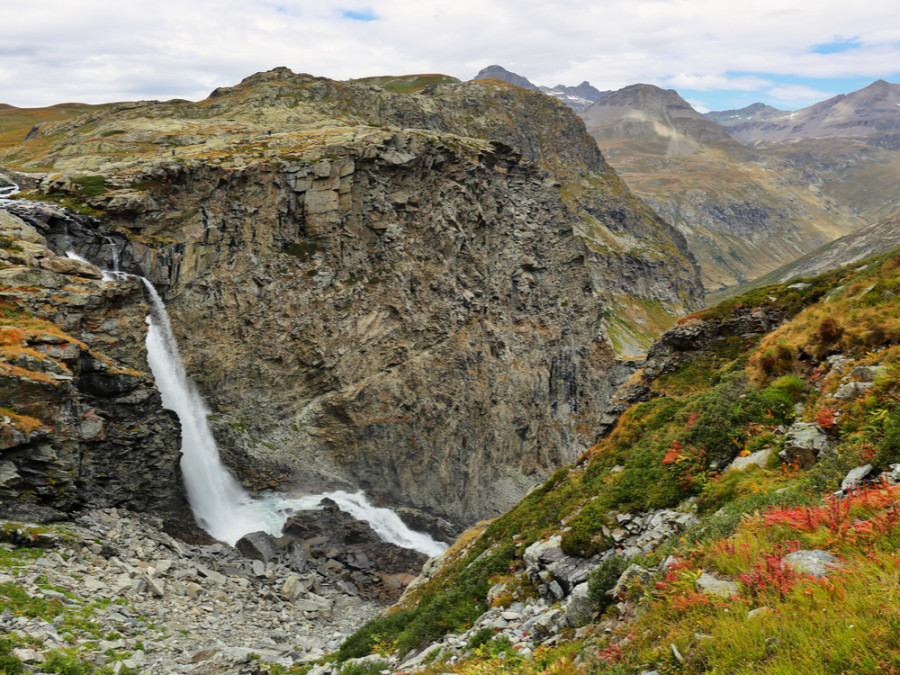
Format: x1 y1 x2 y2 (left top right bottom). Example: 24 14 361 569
783 550 842 578
609 564 651 600
834 381 874 400
780 423 833 468
841 465 874 492
533 608 566 636
564 582 593 627
695 572 738 598
727 447 773 473
235 531 279 562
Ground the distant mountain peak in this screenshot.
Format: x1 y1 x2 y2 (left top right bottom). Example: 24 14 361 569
471 65 607 112
473 65 539 90
579 82 734 147
702 102 786 128
712 79 900 143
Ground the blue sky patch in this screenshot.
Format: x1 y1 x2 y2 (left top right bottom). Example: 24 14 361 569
812 38 862 54
341 9 378 21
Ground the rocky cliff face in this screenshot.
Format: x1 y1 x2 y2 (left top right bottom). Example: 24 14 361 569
1 68 702 527
0 208 184 521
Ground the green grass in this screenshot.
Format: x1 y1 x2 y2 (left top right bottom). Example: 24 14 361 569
71 175 108 198
338 543 516 660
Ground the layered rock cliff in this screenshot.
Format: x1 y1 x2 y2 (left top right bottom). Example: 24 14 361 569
2 67 703 526
0 209 184 521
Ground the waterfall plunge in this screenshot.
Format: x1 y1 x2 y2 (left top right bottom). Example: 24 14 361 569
139 278 447 556
64 246 446 555
142 279 273 543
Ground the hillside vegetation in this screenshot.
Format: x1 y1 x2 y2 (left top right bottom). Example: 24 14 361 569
335 246 900 674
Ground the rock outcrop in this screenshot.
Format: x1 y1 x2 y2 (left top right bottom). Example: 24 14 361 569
0 209 184 520
2 67 703 527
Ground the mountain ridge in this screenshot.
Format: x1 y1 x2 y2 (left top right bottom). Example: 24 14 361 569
473 64 608 112
578 81 864 293
715 78 900 143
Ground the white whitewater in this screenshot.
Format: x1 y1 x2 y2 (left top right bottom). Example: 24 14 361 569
65 250 91 264
138 276 446 555
0 182 20 204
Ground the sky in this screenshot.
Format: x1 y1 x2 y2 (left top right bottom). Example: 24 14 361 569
2 0 900 112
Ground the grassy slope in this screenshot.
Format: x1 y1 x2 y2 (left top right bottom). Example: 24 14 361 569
0 103 106 151
349 74 461 93
338 247 900 674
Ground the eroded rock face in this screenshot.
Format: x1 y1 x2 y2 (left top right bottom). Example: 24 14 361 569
0 211 184 519
134 140 642 524
5 70 704 527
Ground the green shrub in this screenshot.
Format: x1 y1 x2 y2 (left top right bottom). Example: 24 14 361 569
466 627 495 651
769 374 807 402
339 660 391 675
0 653 24 675
42 651 93 675
0 637 24 675
877 406 900 465
587 555 628 613
286 242 317 259
561 501 612 557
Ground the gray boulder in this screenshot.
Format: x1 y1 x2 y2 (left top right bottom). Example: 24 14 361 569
564 582 593 627
841 465 874 491
726 447 773 473
695 572 738 598
780 423 833 468
783 550 842 578
235 531 279 562
609 564 651 600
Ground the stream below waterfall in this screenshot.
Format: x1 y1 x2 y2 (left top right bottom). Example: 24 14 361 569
62 250 446 557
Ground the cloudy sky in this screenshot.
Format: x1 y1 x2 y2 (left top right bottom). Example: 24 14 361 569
3 0 900 112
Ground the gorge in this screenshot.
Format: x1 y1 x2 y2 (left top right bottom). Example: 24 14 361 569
0 67 702 532
2 66 898 675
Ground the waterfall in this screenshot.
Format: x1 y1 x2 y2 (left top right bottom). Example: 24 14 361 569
140 277 446 555
141 279 265 543
60 247 446 555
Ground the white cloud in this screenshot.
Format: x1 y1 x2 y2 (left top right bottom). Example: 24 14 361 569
0 0 899 106
686 99 710 114
767 84 835 102
665 74 772 92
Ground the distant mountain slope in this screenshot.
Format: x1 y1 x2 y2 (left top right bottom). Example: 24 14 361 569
709 213 900 304
580 84 734 147
702 102 786 127
472 65 607 112
0 102 105 151
541 81 608 112
580 84 864 293
720 79 900 143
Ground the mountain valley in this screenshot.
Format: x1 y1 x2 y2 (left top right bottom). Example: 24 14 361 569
1 64 899 675
478 66 900 299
